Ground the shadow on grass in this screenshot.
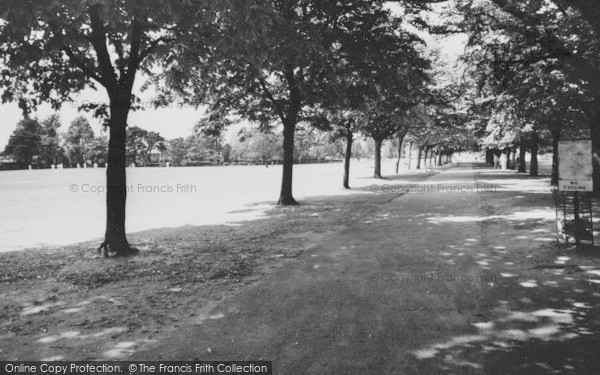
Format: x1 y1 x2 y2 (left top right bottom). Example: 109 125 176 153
403 164 600 373
0 189 409 360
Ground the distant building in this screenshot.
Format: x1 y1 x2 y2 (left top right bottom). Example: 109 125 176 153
149 149 162 165
126 147 164 167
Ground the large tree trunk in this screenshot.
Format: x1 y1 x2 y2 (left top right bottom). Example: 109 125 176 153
278 121 298 205
395 132 405 174
518 138 527 173
551 125 561 185
416 145 423 170
98 100 137 257
530 131 539 177
423 147 429 168
373 137 383 179
437 150 442 166
343 132 353 189
407 141 413 170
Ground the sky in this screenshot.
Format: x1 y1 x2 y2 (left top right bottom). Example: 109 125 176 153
0 82 206 149
0 3 467 150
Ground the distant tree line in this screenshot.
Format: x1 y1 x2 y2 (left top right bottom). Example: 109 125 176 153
3 115 385 169
1 115 108 169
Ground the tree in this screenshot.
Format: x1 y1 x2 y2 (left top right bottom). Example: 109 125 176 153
193 116 230 156
322 110 362 188
0 0 229 255
311 4 430 185
39 114 65 166
206 1 338 204
124 126 165 166
144 131 165 166
458 1 591 177
64 116 95 167
167 0 408 204
222 144 232 163
394 128 409 174
229 127 282 164
88 135 109 166
125 126 148 167
455 0 600 187
247 130 281 164
166 138 188 166
3 118 42 168
359 39 430 177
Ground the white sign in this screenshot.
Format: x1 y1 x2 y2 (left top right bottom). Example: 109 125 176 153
558 139 593 192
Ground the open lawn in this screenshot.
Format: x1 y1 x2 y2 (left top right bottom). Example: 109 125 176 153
0 159 419 252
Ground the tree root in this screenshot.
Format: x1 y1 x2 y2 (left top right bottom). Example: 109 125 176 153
97 240 139 257
277 196 299 205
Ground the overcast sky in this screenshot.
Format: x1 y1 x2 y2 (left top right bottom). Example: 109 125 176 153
0 4 467 150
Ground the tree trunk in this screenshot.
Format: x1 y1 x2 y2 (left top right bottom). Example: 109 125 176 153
510 149 517 170
530 131 539 177
343 132 353 189
423 147 429 167
278 121 298 205
437 150 442 166
395 132 406 174
486 149 494 165
551 126 561 185
98 100 137 257
373 137 383 179
416 146 423 170
407 142 413 170
518 139 527 173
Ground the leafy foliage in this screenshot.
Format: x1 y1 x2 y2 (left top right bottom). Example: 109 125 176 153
3 119 42 167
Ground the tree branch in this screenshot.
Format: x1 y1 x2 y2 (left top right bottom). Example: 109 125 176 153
254 67 287 123
88 4 118 91
284 63 301 118
110 32 127 81
138 36 171 62
122 17 143 89
61 45 106 86
48 22 105 87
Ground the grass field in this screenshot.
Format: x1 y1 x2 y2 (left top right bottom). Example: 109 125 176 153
0 159 407 252
0 154 553 252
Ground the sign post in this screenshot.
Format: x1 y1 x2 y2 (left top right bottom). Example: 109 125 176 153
557 139 594 248
558 139 593 192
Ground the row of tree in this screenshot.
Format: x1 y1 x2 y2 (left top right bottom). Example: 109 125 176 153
2 115 107 168
1 115 170 168
0 1 468 255
7 112 420 169
453 0 598 185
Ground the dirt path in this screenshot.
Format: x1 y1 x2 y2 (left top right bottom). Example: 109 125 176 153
133 163 600 374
